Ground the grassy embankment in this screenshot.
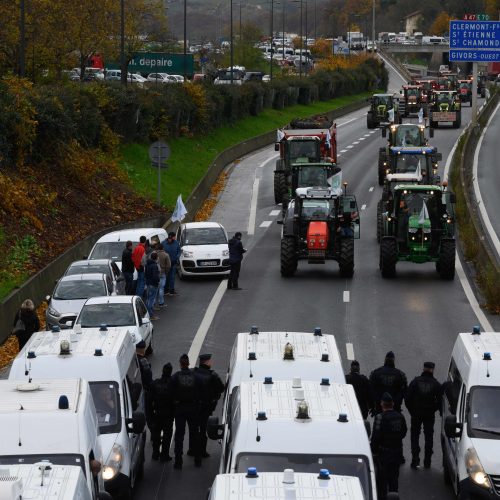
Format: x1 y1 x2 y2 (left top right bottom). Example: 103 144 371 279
120 92 373 210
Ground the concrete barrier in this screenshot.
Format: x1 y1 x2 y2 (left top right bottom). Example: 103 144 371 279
0 216 167 344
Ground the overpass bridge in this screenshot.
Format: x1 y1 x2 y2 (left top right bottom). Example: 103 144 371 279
379 43 450 70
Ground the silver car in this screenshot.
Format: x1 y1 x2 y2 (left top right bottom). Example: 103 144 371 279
46 273 113 330
63 259 125 295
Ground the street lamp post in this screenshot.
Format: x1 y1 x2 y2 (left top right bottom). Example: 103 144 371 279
372 0 375 48
270 0 274 80
183 0 187 80
230 0 234 84
299 0 303 78
120 0 126 85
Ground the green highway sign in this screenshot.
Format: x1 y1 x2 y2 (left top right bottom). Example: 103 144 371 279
113 53 194 75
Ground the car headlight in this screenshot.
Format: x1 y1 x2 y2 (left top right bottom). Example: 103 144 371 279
222 249 229 257
102 444 124 481
183 250 194 258
47 307 60 317
465 447 491 489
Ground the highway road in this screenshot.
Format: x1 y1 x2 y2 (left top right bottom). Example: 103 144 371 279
134 63 500 499
476 101 500 257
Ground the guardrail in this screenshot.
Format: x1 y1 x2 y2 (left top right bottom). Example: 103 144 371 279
378 49 413 83
450 89 500 311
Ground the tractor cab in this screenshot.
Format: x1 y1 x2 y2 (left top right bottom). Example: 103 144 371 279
382 123 427 146
388 147 441 182
458 79 473 105
367 94 399 128
295 163 340 190
379 184 456 279
286 136 322 164
431 91 460 112
400 85 424 116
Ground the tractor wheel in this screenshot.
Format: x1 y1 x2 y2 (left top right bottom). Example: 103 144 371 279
281 193 290 218
280 237 297 277
380 238 397 278
481 88 486 98
378 167 385 186
437 240 455 280
454 114 461 128
339 238 355 278
367 113 374 129
274 171 286 204
376 202 383 243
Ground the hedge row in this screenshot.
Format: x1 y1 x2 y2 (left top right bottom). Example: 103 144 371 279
0 58 387 166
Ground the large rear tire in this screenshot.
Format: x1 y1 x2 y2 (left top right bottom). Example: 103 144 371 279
377 201 383 243
274 171 286 204
367 112 374 129
280 237 297 277
437 240 455 280
281 192 290 218
380 238 397 278
453 114 461 128
339 238 354 278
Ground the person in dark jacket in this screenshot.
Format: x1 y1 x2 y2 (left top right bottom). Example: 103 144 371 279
346 360 373 419
144 252 160 320
370 351 408 413
227 232 246 290
12 299 40 350
121 240 135 295
406 361 442 469
147 363 175 462
169 354 202 469
162 232 181 295
193 354 225 458
371 393 407 500
136 340 152 389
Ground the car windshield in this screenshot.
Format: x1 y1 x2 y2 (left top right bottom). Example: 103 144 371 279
66 263 109 277
90 242 133 261
302 199 331 219
298 167 328 187
184 227 227 245
77 303 135 327
0 454 86 475
89 382 121 434
236 453 372 499
468 386 500 439
289 141 320 161
53 279 106 300
395 155 424 173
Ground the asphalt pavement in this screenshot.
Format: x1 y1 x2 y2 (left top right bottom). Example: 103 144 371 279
133 64 500 500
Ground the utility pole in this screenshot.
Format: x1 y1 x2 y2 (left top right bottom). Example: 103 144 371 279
270 0 274 80
239 0 242 42
230 0 234 84
372 0 375 47
314 0 317 41
299 0 303 78
120 0 126 85
19 0 26 77
183 0 187 80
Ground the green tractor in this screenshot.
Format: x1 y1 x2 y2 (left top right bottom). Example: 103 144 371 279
278 186 360 278
379 184 456 279
429 91 461 129
367 94 400 129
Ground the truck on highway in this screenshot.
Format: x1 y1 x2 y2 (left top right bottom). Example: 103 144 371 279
347 31 364 50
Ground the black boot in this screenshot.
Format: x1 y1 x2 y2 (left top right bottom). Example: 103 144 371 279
152 449 160 461
424 456 431 469
173 456 183 469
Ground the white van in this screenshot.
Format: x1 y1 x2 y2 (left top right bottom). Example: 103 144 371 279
422 36 446 45
87 228 167 269
441 327 500 499
0 463 112 500
208 380 376 500
208 470 366 500
0 378 106 499
9 328 146 499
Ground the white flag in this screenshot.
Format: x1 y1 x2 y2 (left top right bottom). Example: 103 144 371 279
388 108 395 123
418 200 429 225
329 169 342 191
277 129 285 142
325 129 331 149
418 108 424 124
172 194 188 222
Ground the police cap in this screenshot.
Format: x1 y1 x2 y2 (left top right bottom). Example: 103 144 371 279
385 351 395 359
199 353 212 362
424 361 435 369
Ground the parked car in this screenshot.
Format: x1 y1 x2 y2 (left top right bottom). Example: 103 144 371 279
105 69 121 81
171 74 185 83
46 273 114 330
128 73 146 87
177 222 231 278
146 72 177 84
63 259 124 295
75 295 153 352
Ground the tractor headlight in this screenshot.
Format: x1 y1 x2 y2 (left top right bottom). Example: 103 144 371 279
465 447 491 489
103 444 124 481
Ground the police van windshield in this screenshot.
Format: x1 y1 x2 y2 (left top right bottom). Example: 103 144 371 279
89 382 121 434
53 279 106 300
90 242 134 261
468 386 500 440
236 453 372 499
0 454 86 474
78 303 135 327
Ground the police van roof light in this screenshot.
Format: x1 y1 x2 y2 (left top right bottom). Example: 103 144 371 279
248 352 257 361
337 413 349 423
246 467 259 478
283 343 294 360
99 324 108 332
250 326 259 335
314 327 322 336
321 353 329 362
58 395 69 410
483 352 492 361
264 377 273 384
292 377 302 388
59 340 71 355
318 469 330 480
320 378 330 386
94 348 103 357
472 325 481 335
283 469 295 484
256 411 267 421
27 351 36 359
296 400 310 420
51 325 60 333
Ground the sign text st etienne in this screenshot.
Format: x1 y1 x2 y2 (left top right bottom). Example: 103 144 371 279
449 20 500 62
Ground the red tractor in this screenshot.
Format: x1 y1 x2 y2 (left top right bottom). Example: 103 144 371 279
399 84 426 117
458 79 473 106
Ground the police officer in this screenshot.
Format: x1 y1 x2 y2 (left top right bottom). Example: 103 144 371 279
345 360 372 419
136 340 152 390
406 361 442 469
193 354 225 458
371 393 407 500
147 363 174 462
168 354 202 469
370 351 407 413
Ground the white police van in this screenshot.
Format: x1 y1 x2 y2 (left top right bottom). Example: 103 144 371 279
0 378 106 499
9 327 146 499
208 469 366 500
208 379 376 500
442 327 500 499
0 463 112 500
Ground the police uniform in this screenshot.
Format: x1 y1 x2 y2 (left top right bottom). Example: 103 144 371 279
370 351 407 413
193 354 225 457
345 360 373 419
371 393 407 499
136 340 152 390
405 361 442 468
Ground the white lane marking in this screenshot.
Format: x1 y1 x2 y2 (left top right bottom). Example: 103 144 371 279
473 101 500 256
257 153 279 168
340 149 348 153
369 187 374 192
358 137 366 141
364 133 371 137
343 290 350 302
369 130 376 134
353 141 360 145
361 204 367 210
247 178 260 235
188 280 227 361
442 126 493 332
269 209 281 216
346 343 355 361
260 220 272 228
337 116 359 127
347 145 354 149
